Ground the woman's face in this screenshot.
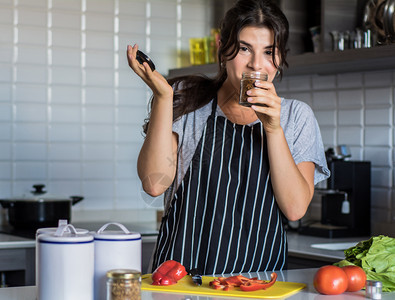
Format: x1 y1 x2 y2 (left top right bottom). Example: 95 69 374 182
224 26 279 92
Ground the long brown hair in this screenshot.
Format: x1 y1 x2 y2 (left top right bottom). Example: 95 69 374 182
143 0 289 134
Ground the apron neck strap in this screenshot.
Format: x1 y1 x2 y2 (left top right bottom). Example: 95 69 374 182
210 96 218 117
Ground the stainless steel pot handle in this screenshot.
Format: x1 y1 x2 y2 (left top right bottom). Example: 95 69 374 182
70 196 84 205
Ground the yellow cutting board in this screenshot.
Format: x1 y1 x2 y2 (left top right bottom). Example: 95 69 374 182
141 274 306 299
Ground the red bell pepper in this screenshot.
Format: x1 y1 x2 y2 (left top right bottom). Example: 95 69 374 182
151 260 187 286
209 272 277 292
239 272 277 291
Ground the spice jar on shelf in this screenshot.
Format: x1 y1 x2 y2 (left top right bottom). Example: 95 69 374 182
106 269 141 300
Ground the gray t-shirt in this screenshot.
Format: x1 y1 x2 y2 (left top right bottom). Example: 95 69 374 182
163 98 330 211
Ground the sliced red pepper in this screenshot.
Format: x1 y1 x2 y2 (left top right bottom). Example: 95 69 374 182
151 260 188 286
223 274 251 286
209 273 277 292
239 272 277 292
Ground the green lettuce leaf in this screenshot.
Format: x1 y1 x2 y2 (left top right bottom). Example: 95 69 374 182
334 235 395 292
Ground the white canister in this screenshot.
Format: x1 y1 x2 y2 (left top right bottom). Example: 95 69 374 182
94 222 142 300
35 220 89 285
37 224 94 300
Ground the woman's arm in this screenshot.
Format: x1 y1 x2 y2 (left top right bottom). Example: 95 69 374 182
247 80 315 221
265 129 315 221
127 44 178 196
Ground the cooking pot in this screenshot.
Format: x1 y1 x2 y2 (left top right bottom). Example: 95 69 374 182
0 184 84 229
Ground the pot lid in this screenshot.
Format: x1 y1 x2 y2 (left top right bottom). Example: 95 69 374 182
94 222 141 241
1 184 75 202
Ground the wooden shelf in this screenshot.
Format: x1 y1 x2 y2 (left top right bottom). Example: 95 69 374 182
168 44 395 78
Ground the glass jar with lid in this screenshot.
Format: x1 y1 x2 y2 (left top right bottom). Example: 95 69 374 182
106 269 141 300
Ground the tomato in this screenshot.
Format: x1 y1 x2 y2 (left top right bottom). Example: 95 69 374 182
313 265 348 295
342 265 367 292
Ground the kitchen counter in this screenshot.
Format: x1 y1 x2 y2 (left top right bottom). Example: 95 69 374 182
0 233 35 249
287 231 367 262
1 268 393 299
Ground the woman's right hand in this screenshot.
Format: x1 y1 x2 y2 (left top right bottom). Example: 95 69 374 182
127 44 173 99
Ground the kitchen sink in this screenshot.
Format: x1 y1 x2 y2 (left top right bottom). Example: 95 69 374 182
310 242 357 251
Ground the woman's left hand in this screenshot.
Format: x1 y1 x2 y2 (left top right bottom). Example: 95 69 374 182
246 80 281 134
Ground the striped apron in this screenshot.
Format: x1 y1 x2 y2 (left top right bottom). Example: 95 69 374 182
152 98 287 275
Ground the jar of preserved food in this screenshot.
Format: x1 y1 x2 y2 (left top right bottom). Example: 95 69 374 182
239 71 268 107
106 269 141 300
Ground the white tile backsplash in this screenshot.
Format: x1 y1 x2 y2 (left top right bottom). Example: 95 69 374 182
364 126 391 146
86 0 114 14
14 123 46 141
0 103 12 121
16 64 47 84
338 89 363 108
52 66 82 85
371 167 392 188
337 126 362 145
0 84 12 101
337 72 363 88
314 110 336 126
52 48 81 67
118 16 146 35
51 105 81 123
0 162 11 179
0 64 12 82
364 146 391 167
0 142 11 159
0 6 13 24
311 74 336 90
83 162 114 179
365 108 392 125
150 0 177 19
85 87 114 105
85 68 114 86
51 28 81 48
18 0 46 8
83 143 114 160
85 50 114 69
365 87 392 106
49 162 82 179
17 8 47 27
51 85 81 104
52 0 82 12
118 0 146 16
84 106 114 124
14 84 47 103
0 46 13 63
49 124 81 141
338 109 362 126
15 103 47 122
85 31 114 50
364 70 393 87
312 91 337 109
17 45 47 65
0 25 13 43
51 11 82 30
85 12 114 32
84 124 113 142
14 162 47 179
18 26 47 45
49 143 81 160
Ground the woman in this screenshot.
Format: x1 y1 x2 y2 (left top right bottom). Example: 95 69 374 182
127 0 330 275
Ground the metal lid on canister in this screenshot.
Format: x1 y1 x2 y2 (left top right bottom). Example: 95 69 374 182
106 269 141 280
